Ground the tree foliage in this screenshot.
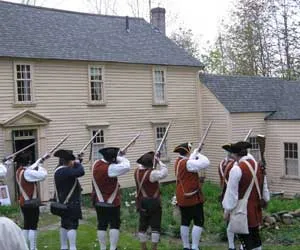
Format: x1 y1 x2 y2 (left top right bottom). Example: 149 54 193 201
170 27 200 58
204 0 300 79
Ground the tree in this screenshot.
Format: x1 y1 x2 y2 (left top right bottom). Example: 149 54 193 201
203 0 300 79
86 0 118 15
21 0 37 5
170 27 200 58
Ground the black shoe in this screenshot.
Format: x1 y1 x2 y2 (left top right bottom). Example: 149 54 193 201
228 248 236 250
183 248 190 250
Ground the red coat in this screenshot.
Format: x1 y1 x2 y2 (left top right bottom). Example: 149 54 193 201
92 160 120 207
134 167 160 209
238 159 264 227
16 167 37 207
175 157 204 207
219 158 235 200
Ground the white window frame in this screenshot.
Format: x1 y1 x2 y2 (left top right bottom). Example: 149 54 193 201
284 142 299 177
90 128 106 162
153 124 169 161
88 65 105 105
14 62 35 105
248 137 261 161
152 67 167 105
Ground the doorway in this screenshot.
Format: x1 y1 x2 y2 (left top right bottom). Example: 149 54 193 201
12 129 37 200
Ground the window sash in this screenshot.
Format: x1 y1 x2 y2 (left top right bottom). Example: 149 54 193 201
153 70 166 103
91 129 105 162
89 66 104 102
155 126 167 158
284 142 299 176
16 64 32 102
285 159 299 176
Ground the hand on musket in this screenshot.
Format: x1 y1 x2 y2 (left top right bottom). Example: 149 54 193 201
119 132 141 156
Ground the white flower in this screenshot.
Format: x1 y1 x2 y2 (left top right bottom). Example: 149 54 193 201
129 191 137 197
131 200 135 204
171 195 177 206
125 201 130 207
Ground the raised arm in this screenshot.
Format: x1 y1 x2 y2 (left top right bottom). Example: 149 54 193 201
149 158 168 183
108 156 130 177
24 158 48 182
186 149 210 172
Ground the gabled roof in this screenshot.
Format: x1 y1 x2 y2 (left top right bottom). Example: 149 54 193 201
199 74 300 120
0 1 202 67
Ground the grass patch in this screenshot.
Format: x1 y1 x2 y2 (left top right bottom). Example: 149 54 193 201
3 181 300 249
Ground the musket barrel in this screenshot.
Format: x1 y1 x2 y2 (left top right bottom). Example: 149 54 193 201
120 132 141 153
244 129 253 141
153 121 172 168
49 134 70 154
79 129 102 154
4 141 37 161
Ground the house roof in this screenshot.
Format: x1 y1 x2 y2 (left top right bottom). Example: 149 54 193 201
0 1 202 67
199 74 300 120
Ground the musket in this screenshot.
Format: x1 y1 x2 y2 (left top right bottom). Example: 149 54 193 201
244 129 253 141
3 141 37 162
78 129 102 156
153 121 172 168
256 134 268 208
197 121 213 152
256 134 266 169
197 121 213 183
32 134 70 167
119 132 141 155
49 134 70 155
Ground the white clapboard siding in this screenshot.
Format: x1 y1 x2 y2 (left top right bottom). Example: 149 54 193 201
266 120 300 197
0 58 201 199
230 113 267 141
199 84 232 184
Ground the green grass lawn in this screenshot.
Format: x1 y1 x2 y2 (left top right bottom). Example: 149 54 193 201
2 181 300 249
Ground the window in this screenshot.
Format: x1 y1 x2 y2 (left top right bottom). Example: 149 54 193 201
155 126 168 159
15 64 32 103
249 137 260 161
153 68 166 104
89 66 104 103
284 142 298 176
91 129 105 162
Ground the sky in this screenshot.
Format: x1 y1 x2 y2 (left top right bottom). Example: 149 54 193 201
4 0 234 47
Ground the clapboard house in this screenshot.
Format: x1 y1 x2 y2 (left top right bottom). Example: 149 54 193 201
0 1 203 201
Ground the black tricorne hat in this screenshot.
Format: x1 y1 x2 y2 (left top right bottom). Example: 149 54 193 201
54 149 76 161
137 151 155 168
222 143 233 153
228 141 252 154
173 142 192 155
98 147 120 163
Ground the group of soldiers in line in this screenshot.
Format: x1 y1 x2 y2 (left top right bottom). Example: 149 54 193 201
0 136 269 250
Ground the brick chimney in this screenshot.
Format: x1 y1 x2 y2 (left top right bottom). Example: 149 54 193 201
150 7 166 35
